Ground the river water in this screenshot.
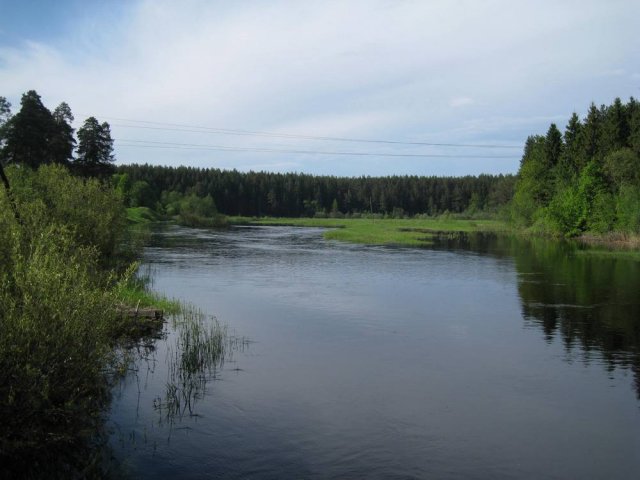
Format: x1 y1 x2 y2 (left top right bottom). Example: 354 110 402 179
108 225 640 479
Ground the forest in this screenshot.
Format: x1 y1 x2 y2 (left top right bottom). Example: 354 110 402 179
116 166 516 218
511 97 640 236
3 90 640 236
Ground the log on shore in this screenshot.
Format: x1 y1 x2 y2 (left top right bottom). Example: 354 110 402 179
116 305 164 321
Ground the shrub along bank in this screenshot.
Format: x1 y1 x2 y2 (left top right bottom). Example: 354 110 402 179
0 164 168 478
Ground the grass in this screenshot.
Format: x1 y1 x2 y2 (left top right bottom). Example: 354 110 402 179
126 206 160 225
156 306 236 422
573 245 640 261
229 216 508 247
114 269 181 315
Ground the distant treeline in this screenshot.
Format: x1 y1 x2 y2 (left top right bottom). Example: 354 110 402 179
512 97 640 235
116 164 516 217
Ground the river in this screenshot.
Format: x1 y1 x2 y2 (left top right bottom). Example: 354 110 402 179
108 225 640 479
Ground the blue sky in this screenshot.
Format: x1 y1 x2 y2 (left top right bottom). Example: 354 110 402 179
1 0 639 177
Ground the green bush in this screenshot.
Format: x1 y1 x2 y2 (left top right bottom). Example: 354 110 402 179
615 185 640 233
0 225 122 474
8 164 127 262
0 164 135 476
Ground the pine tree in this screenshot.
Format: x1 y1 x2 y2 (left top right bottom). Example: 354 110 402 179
50 102 76 166
3 90 57 168
75 117 115 177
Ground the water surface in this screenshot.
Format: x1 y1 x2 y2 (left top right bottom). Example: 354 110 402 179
109 226 640 479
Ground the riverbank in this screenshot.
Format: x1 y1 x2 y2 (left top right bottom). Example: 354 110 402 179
228 216 508 247
226 216 640 256
129 207 640 255
0 165 183 478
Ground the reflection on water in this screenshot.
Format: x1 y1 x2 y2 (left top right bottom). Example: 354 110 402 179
432 233 640 400
109 226 640 479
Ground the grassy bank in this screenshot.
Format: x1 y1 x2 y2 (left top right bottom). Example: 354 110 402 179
126 206 161 224
229 216 508 247
126 206 228 229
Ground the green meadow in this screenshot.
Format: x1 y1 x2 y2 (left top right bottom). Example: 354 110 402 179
229 217 508 247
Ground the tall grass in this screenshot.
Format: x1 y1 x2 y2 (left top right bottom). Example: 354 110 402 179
158 306 228 422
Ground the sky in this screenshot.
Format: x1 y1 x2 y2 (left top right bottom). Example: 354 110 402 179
1 0 639 177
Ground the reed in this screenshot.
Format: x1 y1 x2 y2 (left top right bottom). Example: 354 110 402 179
159 306 228 421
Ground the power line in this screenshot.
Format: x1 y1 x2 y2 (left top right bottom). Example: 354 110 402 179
115 138 517 159
81 114 522 149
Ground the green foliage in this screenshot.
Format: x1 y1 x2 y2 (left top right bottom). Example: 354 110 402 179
50 102 76 165
563 112 584 174
2 90 58 168
112 263 180 315
0 163 145 475
236 217 507 247
126 206 160 224
8 164 127 262
1 90 115 180
117 164 515 218
614 185 640 233
75 116 115 178
544 185 583 236
129 179 153 207
0 224 120 474
512 97 640 237
545 123 563 167
603 148 639 190
0 96 11 149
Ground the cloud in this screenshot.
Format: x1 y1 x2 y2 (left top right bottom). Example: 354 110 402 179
450 97 475 108
1 0 639 176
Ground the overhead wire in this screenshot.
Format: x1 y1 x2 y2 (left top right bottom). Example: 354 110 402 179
79 114 522 149
114 138 518 159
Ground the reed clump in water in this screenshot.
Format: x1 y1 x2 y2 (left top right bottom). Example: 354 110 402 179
156 306 228 421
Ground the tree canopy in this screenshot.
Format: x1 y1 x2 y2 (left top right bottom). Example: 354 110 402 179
117 164 515 218
512 97 640 235
0 90 114 177
75 116 115 177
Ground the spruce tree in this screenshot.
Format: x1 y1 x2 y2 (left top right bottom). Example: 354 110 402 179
601 97 629 153
581 103 603 162
563 112 583 174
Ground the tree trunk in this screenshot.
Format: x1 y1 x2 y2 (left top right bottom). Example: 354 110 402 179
0 163 21 223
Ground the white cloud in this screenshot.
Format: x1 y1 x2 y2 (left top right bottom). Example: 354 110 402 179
450 97 475 108
1 0 639 176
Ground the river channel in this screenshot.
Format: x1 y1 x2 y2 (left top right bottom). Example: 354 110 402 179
108 225 640 479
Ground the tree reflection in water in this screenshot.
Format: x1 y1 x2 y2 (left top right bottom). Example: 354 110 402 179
432 233 640 400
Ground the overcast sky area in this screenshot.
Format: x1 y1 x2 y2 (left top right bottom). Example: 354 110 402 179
1 0 639 177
